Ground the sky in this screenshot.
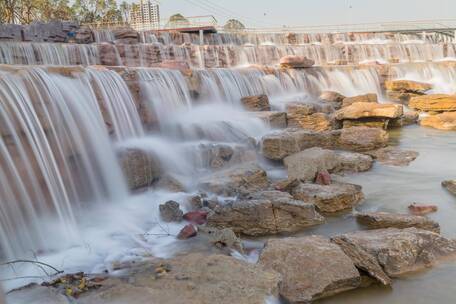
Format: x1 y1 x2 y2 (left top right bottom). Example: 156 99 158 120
151 0 456 28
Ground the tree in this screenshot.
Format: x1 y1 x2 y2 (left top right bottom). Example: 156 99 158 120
166 13 189 28
119 1 131 22
224 19 245 32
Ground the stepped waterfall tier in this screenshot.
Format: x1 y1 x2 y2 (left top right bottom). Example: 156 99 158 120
2 21 456 304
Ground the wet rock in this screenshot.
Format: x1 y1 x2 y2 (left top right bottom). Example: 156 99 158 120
342 94 378 107
197 143 256 169
241 95 271 111
118 148 161 190
331 236 392 286
315 170 331 185
442 180 456 196
177 224 198 240
97 43 120 66
385 80 432 94
78 253 281 304
112 28 139 43
199 226 243 253
335 102 403 122
320 91 346 105
386 91 420 105
333 228 456 277
259 236 360 303
159 201 183 223
409 94 456 112
183 210 208 225
252 111 287 128
198 162 268 196
207 191 324 236
356 212 440 233
75 26 94 44
283 147 373 181
261 127 388 160
292 182 364 213
408 203 438 215
389 111 419 127
342 118 390 129
286 102 335 131
272 178 300 192
154 175 186 192
279 55 315 68
420 112 456 130
7 284 71 304
365 147 419 166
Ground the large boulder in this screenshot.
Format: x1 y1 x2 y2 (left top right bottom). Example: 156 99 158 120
118 148 161 190
259 236 361 303
342 94 378 107
420 112 456 131
199 162 268 196
385 80 432 94
207 191 324 236
241 95 271 111
283 147 373 181
252 111 287 128
335 102 403 122
365 147 419 166
356 212 440 233
409 94 456 112
291 182 364 213
261 127 388 160
332 228 456 277
279 55 315 68
78 253 281 304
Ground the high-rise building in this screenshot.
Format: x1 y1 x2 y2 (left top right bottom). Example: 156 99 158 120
130 0 160 31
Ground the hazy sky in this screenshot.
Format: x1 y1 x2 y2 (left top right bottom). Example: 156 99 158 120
154 0 456 28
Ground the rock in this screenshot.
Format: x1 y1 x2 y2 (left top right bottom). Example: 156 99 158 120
7 284 70 304
385 80 432 94
272 178 300 192
207 191 324 236
389 111 419 127
97 43 121 66
198 162 268 196
261 127 388 160
154 175 186 192
408 203 438 215
279 55 315 68
342 94 378 107
320 91 346 104
159 201 183 223
333 228 456 277
386 91 420 105
197 143 256 169
183 210 208 225
337 126 389 152
420 112 456 130
292 182 364 213
315 170 331 185
335 102 403 120
356 212 440 233
342 118 390 129
286 102 335 131
331 236 392 286
78 253 281 304
198 226 243 253
365 147 419 166
241 95 271 111
177 224 198 240
75 26 94 44
283 147 373 182
409 94 456 112
252 111 287 128
112 28 138 43
118 148 161 190
259 236 360 303
442 180 456 196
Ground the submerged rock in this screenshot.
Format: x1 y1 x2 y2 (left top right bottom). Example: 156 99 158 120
259 236 360 303
333 228 456 277
241 94 271 111
261 127 388 160
207 191 324 236
420 112 456 131
408 203 438 215
365 147 419 166
356 212 440 233
78 253 281 304
442 180 456 196
292 182 364 213
159 200 183 223
198 162 268 196
409 94 456 112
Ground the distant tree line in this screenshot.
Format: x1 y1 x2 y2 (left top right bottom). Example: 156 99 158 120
0 0 132 24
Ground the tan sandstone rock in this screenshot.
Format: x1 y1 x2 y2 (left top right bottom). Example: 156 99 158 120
279 55 315 68
356 212 440 233
409 94 456 112
385 80 432 94
342 93 378 107
241 95 271 111
335 102 403 120
420 112 456 130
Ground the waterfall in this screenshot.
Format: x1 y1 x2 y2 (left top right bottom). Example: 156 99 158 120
0 66 132 259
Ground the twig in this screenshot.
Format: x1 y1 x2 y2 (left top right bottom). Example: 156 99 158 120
0 260 63 276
